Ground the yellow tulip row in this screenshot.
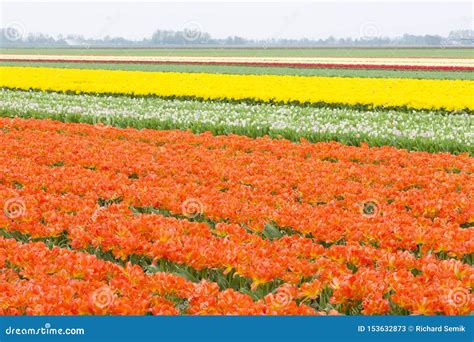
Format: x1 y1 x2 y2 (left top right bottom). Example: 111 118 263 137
1 66 472 111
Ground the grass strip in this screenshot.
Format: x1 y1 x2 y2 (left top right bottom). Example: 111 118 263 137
1 61 472 80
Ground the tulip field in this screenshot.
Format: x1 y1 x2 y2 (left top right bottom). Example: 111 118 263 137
0 48 473 316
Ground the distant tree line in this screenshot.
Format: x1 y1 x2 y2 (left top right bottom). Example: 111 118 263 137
1 27 472 48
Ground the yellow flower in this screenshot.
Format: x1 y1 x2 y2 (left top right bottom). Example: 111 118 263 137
1 66 472 111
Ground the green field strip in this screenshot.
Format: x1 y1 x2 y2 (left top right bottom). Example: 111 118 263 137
0 61 472 79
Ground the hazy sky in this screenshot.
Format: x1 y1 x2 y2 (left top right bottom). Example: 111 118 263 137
1 1 472 40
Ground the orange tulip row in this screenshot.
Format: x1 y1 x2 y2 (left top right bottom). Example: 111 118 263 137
0 236 321 315
0 118 471 256
2 191 472 314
